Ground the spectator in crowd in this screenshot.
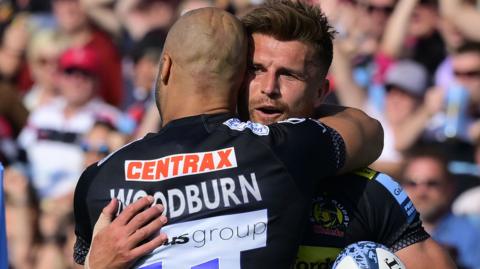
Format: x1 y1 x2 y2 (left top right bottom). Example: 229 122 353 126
0 78 28 165
453 184 480 228
0 58 28 166
52 0 123 107
78 0 122 39
380 0 446 79
6 173 77 269
361 0 396 35
454 43 480 141
440 0 480 42
34 195 73 269
435 17 467 90
333 57 429 176
81 120 127 167
178 0 215 16
116 0 178 42
1 0 480 267
24 29 67 111
0 82 29 166
0 1 14 27
332 0 397 86
372 60 428 176
0 14 30 90
124 29 166 126
402 147 480 269
8 0 52 13
3 165 40 269
398 42 480 150
17 46 123 200
325 0 402 119
452 141 480 227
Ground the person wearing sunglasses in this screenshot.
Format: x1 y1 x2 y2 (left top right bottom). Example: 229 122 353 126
17 46 125 200
81 120 128 168
389 42 480 155
402 147 480 269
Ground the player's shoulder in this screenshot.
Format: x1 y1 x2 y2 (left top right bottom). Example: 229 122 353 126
344 168 400 188
331 167 379 188
339 168 406 198
273 118 329 133
348 167 380 181
221 117 328 137
346 168 406 197
74 161 103 200
221 118 271 136
367 171 407 200
354 169 417 223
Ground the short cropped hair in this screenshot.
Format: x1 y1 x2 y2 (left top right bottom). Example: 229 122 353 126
455 41 480 56
403 145 453 183
241 0 336 75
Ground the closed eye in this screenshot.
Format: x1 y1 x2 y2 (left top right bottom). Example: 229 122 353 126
248 64 264 75
278 69 306 81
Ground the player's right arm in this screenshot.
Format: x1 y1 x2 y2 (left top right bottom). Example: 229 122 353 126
396 238 457 269
316 104 384 174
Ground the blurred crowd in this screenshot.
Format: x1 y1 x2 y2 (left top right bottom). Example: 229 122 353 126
0 0 480 268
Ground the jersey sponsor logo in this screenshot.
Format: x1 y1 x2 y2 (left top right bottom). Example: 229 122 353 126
310 196 349 237
124 147 237 182
295 245 340 269
223 118 269 136
278 118 306 124
375 173 417 223
111 172 262 219
133 209 268 269
384 257 402 269
353 167 378 180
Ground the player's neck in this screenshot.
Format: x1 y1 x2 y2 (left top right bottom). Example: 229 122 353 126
160 97 234 127
159 80 238 127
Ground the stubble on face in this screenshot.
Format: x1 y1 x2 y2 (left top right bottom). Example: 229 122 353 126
246 34 324 125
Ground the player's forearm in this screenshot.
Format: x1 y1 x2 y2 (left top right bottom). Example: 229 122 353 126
396 238 457 269
380 0 419 58
318 105 384 173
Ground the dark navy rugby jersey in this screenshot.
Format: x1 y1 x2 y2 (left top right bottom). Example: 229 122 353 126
73 113 346 269
295 168 430 269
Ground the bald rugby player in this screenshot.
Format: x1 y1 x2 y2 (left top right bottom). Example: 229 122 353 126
73 7 383 269
239 1 456 269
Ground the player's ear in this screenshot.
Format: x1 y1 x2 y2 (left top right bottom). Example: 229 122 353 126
160 53 172 85
316 79 330 104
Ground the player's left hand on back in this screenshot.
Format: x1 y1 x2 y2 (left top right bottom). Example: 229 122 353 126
85 196 168 269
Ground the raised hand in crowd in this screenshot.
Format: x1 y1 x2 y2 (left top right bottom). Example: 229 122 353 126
440 0 480 41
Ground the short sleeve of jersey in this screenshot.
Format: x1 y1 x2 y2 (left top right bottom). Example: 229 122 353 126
73 163 99 265
364 173 430 251
267 118 346 179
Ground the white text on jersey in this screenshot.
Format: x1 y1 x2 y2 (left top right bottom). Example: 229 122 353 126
111 172 262 219
125 147 237 181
